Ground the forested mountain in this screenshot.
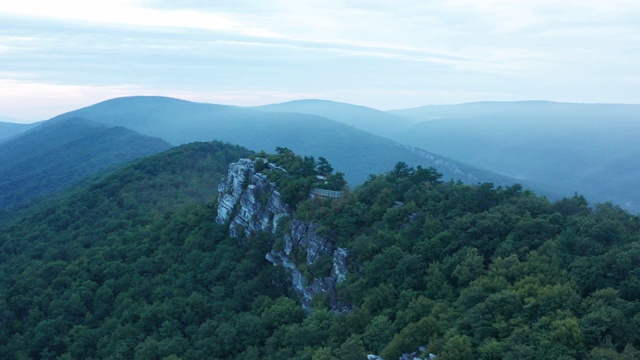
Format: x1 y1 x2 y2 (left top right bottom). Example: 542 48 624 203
253 99 640 212
253 99 411 138
1 143 640 359
384 101 640 212
48 96 517 187
7 98 640 212
0 117 171 210
0 121 39 141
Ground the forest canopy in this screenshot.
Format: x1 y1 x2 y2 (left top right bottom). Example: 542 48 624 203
1 143 640 359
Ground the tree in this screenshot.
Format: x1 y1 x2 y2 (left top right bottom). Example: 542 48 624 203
325 172 347 191
363 315 394 353
276 147 294 155
316 157 333 176
335 335 367 360
451 247 485 287
413 166 442 185
550 316 584 349
440 332 473 360
261 297 305 330
381 316 438 359
391 161 413 179
312 347 338 360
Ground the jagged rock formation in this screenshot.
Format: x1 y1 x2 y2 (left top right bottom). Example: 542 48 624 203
368 347 436 360
215 158 289 238
266 220 349 312
215 158 349 312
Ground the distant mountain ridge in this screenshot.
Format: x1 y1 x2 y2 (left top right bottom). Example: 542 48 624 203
0 121 40 141
244 98 640 211
14 96 636 212
388 100 640 121
48 96 518 188
385 100 640 211
253 99 411 137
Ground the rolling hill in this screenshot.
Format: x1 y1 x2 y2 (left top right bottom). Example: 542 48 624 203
0 117 171 210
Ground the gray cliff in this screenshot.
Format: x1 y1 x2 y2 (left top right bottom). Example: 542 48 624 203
216 158 289 238
215 158 349 312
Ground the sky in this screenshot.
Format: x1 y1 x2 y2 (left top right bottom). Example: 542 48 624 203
1 0 639 122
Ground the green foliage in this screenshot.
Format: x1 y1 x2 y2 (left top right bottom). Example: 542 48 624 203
256 149 347 208
3 149 640 359
440 332 473 360
381 316 438 359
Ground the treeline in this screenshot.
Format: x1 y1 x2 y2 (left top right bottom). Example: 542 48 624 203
1 145 640 359
253 147 348 207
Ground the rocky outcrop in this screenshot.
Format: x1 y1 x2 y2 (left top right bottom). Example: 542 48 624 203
401 144 477 182
216 158 349 312
267 219 349 312
284 221 333 265
368 347 436 360
216 158 289 238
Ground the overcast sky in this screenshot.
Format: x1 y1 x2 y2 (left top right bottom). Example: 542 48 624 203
1 0 639 121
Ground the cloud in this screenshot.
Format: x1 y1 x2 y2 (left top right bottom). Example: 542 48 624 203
4 0 625 79
0 79 147 120
1 0 279 37
0 77 328 121
0 0 638 118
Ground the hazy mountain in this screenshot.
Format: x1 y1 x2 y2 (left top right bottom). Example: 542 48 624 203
253 99 411 137
0 121 39 141
388 100 640 122
0 115 30 123
387 101 640 211
49 96 519 188
0 117 171 209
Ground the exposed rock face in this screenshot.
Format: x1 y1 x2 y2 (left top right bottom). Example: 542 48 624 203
332 247 348 283
368 347 435 360
267 219 349 312
402 144 477 182
216 158 289 238
216 158 349 312
285 221 333 265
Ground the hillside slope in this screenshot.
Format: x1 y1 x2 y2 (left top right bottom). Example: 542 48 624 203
0 117 171 209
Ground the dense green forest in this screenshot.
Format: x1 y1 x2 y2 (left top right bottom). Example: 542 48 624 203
2 142 640 359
